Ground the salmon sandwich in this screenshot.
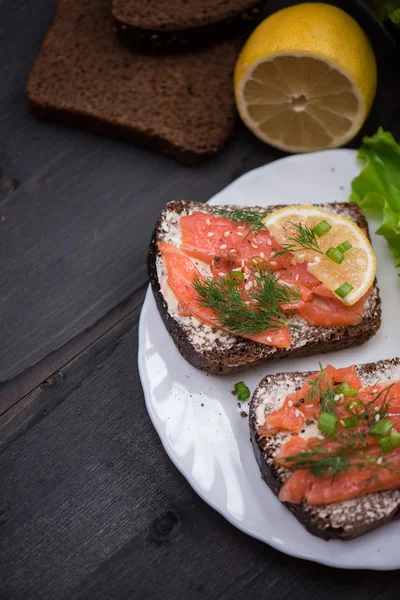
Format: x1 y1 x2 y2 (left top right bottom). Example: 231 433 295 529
250 359 400 539
148 200 381 374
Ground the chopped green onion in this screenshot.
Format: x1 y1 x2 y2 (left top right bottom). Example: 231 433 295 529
345 398 363 413
318 411 338 435
313 220 332 237
379 436 396 453
336 241 352 254
234 381 250 401
335 381 350 393
390 431 400 447
335 282 354 299
225 270 244 285
343 415 359 429
326 247 344 264
369 418 395 438
335 382 359 397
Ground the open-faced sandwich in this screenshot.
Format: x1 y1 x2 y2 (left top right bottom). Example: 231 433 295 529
148 200 381 374
250 358 400 540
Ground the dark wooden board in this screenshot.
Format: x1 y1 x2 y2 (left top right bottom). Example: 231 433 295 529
2 0 400 597
1 308 400 600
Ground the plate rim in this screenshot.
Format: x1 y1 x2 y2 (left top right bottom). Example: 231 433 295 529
138 148 399 570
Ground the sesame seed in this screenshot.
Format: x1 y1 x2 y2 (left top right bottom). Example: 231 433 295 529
266 336 272 343
340 420 345 426
377 457 383 465
220 244 227 250
206 218 211 226
270 260 276 266
241 259 245 267
218 272 225 277
238 225 245 230
288 400 293 407
267 239 272 246
295 409 300 417
251 244 258 249
375 414 380 422
374 406 379 412
295 274 299 281
306 404 314 408
245 283 250 290
229 248 236 254
237 232 244 237
207 232 214 237
224 231 230 237
260 252 265 258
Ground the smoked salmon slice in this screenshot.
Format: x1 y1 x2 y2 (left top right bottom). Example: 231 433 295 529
179 211 369 328
159 242 290 348
263 365 400 506
297 296 363 326
259 365 362 435
161 209 371 346
159 242 218 328
180 212 291 270
279 449 400 505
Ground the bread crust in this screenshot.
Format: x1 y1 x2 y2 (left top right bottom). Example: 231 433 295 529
249 360 400 540
112 1 263 53
27 99 228 167
148 200 382 375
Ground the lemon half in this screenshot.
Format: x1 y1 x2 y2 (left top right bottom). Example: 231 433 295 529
262 205 376 306
235 3 377 153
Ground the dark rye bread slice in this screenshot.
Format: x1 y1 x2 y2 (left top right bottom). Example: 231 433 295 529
249 358 400 540
112 0 263 52
148 200 381 375
26 0 240 166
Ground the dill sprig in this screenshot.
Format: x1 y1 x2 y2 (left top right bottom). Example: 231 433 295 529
192 259 301 336
306 363 337 415
281 431 374 478
211 208 267 239
212 208 267 230
356 384 394 424
272 221 323 259
321 388 337 415
280 369 398 479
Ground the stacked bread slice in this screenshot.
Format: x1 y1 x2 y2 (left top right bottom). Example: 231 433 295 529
26 0 262 164
112 0 262 52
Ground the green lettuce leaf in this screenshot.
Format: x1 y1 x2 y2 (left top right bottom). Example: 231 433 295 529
385 0 400 25
350 127 400 270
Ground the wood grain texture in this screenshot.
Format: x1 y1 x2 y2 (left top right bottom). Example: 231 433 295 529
0 286 147 451
2 0 400 598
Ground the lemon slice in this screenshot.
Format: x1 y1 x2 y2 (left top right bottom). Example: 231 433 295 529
234 4 377 153
262 205 376 306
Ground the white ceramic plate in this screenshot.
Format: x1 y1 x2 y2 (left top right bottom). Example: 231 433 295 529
138 150 400 570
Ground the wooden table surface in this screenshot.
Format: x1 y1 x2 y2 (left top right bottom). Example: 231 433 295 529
2 1 400 598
